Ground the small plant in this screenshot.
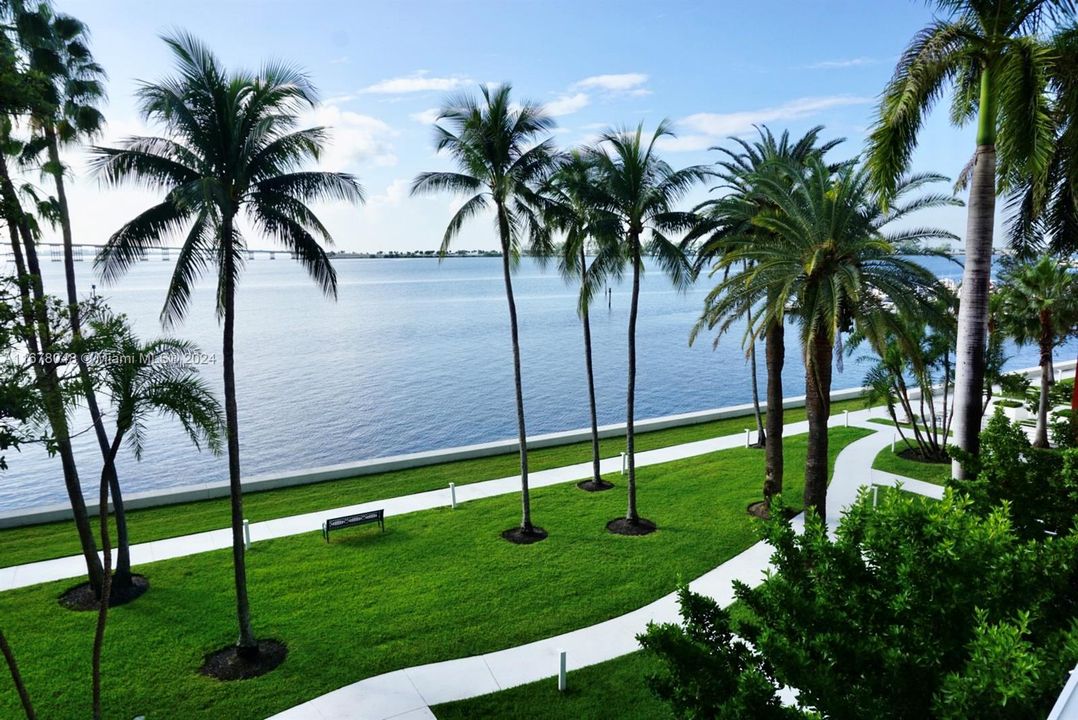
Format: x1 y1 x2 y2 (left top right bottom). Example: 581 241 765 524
999 372 1031 399
1050 409 1076 449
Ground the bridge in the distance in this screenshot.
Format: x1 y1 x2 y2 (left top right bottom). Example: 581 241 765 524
0 243 295 263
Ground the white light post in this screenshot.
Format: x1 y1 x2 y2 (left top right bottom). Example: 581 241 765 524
243 519 251 551
449 482 457 509
558 649 567 692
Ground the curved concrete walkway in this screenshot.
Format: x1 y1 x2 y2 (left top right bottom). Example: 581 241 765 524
266 413 931 720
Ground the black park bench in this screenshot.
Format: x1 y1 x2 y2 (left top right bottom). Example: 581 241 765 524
322 509 385 542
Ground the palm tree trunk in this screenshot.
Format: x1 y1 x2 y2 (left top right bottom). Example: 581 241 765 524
580 249 603 487
109 468 131 587
763 319 784 504
746 302 765 447
46 129 126 569
1 160 102 591
221 218 258 654
0 628 35 720
952 70 998 480
92 434 120 720
1033 311 1052 448
625 240 641 523
496 205 533 533
803 330 833 522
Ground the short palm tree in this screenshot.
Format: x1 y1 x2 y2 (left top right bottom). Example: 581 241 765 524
868 0 1065 475
91 32 363 664
539 150 620 491
712 159 954 520
688 126 842 509
585 122 709 534
998 256 1078 446
411 84 555 542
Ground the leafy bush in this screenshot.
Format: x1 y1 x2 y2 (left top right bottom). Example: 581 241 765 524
1000 372 1032 399
1051 409 1076 449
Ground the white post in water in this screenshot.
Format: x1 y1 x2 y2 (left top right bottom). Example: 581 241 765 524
620 452 627 475
449 482 457 509
744 429 751 448
558 649 567 692
243 519 251 551
844 410 850 427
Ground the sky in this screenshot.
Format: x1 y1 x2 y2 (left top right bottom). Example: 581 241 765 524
49 0 983 253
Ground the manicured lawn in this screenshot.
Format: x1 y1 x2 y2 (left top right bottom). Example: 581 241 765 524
435 650 672 720
0 397 869 568
0 428 870 719
872 443 950 485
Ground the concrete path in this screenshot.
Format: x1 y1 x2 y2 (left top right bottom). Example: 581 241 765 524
267 414 932 720
1 418 821 592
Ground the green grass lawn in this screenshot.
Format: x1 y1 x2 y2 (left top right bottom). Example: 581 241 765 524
0 397 869 568
872 443 950 485
0 427 870 720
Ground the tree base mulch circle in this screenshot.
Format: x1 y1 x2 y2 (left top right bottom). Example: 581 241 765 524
896 447 949 465
577 479 615 492
501 526 549 544
199 640 288 681
746 501 799 520
606 517 657 536
57 574 150 611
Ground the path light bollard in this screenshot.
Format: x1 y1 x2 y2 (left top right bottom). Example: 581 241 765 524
844 410 850 427
449 482 457 510
892 432 897 454
872 485 879 508
620 452 627 475
558 649 567 692
744 429 751 448
243 519 251 551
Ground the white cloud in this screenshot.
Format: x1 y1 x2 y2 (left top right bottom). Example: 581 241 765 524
304 104 399 169
410 107 441 125
574 73 649 93
545 92 589 117
805 57 878 70
658 95 873 151
362 71 470 94
368 178 411 209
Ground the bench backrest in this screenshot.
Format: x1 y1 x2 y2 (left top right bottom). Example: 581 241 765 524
326 510 383 530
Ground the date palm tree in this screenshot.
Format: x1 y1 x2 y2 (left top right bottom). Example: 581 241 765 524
688 126 842 509
998 256 1078 446
867 0 1067 476
539 151 620 491
585 122 709 534
91 32 363 663
712 159 954 520
411 84 555 542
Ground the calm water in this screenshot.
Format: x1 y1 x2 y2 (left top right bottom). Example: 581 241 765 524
1 255 1072 511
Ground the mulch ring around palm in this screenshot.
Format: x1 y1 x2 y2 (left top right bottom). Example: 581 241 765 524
606 517 657 536
577 479 615 492
57 574 150 611
896 447 949 465
501 526 549 544
199 640 288 681
746 501 797 521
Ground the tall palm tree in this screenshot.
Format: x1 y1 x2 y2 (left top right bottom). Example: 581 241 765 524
712 159 954 520
688 126 842 509
411 84 555 542
585 122 709 534
86 312 223 589
868 0 1066 477
998 256 1078 446
91 32 363 663
539 150 620 491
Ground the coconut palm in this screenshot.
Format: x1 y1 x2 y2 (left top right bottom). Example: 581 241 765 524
537 150 620 491
411 84 555 541
91 32 363 663
867 0 1067 476
688 126 842 508
585 122 709 534
86 311 223 589
998 256 1078 446
711 159 955 520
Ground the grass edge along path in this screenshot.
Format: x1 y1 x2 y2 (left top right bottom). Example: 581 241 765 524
0 428 870 720
872 443 950 485
0 397 869 568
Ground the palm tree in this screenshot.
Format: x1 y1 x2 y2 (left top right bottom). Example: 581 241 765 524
0 627 34 719
867 0 1065 477
91 32 363 664
585 122 709 534
712 159 954 520
688 126 842 509
411 84 555 542
998 256 1078 446
86 311 223 589
538 151 620 491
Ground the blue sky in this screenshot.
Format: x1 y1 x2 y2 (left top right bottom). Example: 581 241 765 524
57 0 978 252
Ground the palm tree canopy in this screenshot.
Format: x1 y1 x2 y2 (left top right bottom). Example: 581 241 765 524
867 0 1073 202
410 83 556 260
90 32 364 324
997 254 1078 344
581 121 711 301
